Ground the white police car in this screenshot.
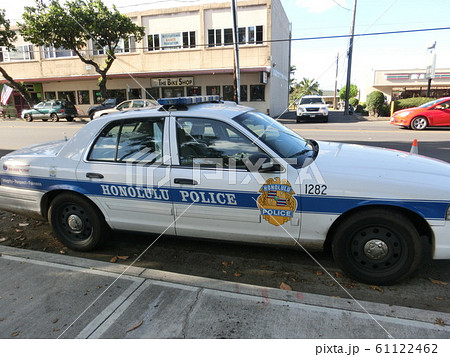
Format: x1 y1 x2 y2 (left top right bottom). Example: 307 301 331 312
1 96 450 285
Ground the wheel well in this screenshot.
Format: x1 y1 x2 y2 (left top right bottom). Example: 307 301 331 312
323 205 433 253
41 190 105 221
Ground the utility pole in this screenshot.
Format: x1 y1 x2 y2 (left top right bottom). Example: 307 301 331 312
333 53 339 109
426 41 436 97
344 0 357 115
231 0 240 104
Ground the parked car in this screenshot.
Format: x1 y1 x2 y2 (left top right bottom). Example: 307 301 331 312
2 96 450 285
391 96 450 130
21 100 77 122
92 99 158 119
296 95 329 123
87 97 125 120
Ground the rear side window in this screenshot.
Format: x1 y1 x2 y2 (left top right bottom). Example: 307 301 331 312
88 118 164 164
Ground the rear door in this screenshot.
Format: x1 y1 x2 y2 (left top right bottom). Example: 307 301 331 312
76 116 175 234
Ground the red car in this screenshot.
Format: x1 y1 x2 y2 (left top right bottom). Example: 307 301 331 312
391 96 450 130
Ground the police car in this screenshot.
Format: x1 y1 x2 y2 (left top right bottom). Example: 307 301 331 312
1 96 450 285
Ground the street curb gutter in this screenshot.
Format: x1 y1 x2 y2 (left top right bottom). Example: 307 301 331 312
1 245 448 330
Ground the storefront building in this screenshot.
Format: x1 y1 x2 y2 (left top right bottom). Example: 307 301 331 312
372 68 450 101
0 0 290 117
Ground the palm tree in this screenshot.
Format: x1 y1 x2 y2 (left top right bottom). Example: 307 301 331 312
297 78 320 96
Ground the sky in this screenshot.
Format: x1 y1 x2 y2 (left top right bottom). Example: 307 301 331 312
3 0 450 99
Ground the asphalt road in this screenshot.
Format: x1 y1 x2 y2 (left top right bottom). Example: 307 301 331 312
0 113 449 313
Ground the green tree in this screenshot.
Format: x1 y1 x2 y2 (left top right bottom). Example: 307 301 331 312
289 65 297 93
339 83 358 100
0 9 35 107
19 0 145 99
366 91 385 116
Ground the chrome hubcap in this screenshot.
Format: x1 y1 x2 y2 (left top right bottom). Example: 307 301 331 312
363 239 389 260
67 214 83 232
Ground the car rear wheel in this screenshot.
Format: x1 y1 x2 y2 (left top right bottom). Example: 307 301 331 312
48 193 108 251
331 209 422 285
24 114 33 122
411 116 428 130
50 113 59 122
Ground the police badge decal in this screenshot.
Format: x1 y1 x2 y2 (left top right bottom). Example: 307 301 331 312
257 177 297 226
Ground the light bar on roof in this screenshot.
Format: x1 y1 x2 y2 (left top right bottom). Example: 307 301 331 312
157 95 221 106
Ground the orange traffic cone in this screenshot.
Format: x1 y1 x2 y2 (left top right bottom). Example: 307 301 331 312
410 139 418 154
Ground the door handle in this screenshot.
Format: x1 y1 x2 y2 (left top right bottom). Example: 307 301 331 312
174 178 198 185
86 172 104 179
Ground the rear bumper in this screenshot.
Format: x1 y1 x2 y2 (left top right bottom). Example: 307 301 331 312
0 186 44 219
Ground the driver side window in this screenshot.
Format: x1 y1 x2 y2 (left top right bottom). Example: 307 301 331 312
176 117 262 169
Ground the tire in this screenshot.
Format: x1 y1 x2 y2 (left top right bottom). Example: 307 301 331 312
322 115 328 123
296 116 301 123
331 209 422 285
48 193 108 251
24 114 33 122
89 112 95 120
410 116 428 130
50 113 59 122
66 116 74 122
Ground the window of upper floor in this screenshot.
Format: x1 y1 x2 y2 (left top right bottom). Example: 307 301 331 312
147 31 196 51
0 45 35 62
207 26 263 48
42 45 76 59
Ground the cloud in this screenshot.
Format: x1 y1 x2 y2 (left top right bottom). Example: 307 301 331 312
296 0 348 13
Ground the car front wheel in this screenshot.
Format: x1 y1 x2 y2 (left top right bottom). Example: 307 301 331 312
24 114 33 122
410 116 428 130
48 193 108 251
50 113 59 122
331 209 423 285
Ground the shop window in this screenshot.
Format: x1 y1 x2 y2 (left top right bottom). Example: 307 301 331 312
58 91 76 103
240 85 248 102
250 85 265 102
92 89 126 104
206 86 220 96
145 87 159 100
44 92 56 100
129 88 142 99
77 90 90 105
223 85 234 101
162 87 184 98
187 86 202 96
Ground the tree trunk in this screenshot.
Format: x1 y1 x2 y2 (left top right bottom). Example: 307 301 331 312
0 66 35 108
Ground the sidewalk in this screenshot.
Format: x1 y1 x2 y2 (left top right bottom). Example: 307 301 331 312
0 245 448 339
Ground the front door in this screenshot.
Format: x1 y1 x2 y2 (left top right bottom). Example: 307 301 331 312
76 116 175 234
169 116 301 246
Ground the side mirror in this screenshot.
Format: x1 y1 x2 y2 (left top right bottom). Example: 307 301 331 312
245 153 280 172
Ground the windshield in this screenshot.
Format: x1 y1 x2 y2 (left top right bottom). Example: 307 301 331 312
233 111 317 168
418 99 441 108
300 97 324 105
103 99 116 105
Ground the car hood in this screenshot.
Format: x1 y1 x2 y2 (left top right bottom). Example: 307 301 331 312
392 107 420 115
311 141 450 199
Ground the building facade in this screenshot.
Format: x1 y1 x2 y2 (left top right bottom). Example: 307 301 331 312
372 68 450 101
0 0 290 117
